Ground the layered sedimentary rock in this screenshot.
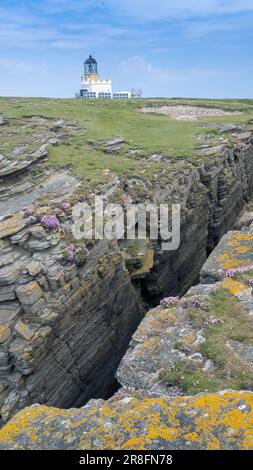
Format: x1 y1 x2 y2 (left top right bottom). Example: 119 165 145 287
0 113 148 423
0 221 144 423
143 130 253 303
0 114 80 218
0 115 253 429
2 224 253 450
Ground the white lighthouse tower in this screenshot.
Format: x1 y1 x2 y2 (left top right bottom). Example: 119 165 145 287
80 55 112 99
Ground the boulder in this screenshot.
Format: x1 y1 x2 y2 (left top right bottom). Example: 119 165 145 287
0 257 29 285
200 230 253 283
14 320 34 341
0 326 12 344
0 302 21 327
16 281 43 306
235 211 253 230
0 214 25 239
0 391 253 450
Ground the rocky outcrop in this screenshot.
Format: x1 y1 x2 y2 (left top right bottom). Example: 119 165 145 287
117 224 253 396
0 112 148 423
142 131 253 303
0 114 253 430
139 105 243 121
0 115 80 218
201 230 253 283
1 390 253 450
1 219 253 449
0 214 144 423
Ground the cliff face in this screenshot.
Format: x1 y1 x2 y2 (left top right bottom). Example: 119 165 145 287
0 126 253 425
144 133 253 302
0 237 144 423
1 221 253 450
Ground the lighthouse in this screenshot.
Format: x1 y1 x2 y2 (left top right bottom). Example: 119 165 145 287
77 54 142 99
80 55 112 99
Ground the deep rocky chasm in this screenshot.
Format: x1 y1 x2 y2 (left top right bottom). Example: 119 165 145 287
0 110 253 426
2 212 253 449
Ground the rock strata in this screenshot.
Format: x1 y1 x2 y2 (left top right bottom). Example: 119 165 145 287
1 221 253 449
0 126 253 424
0 114 80 218
142 130 253 303
1 101 253 450
0 228 144 422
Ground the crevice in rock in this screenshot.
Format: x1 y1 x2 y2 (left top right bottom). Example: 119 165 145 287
103 137 253 398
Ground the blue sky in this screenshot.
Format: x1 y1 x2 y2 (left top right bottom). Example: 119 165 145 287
0 0 252 98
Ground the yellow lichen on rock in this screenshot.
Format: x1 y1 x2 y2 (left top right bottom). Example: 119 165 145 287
219 278 248 296
201 230 253 275
0 213 25 239
218 253 251 270
1 391 253 450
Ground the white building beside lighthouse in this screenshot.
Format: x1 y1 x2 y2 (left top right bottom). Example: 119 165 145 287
77 54 142 100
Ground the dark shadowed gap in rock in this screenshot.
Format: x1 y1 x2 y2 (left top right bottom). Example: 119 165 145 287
101 198 251 401
95 258 212 401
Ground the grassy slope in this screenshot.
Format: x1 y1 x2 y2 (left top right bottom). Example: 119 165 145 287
1 97 253 185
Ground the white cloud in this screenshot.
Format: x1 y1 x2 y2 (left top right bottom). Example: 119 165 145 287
106 0 253 21
41 0 95 13
120 55 217 82
121 56 153 73
184 15 253 37
0 23 60 48
0 58 47 73
0 18 128 50
38 0 253 19
117 55 253 99
0 0 252 52
49 36 103 50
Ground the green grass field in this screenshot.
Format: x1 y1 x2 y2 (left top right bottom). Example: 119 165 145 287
1 97 253 185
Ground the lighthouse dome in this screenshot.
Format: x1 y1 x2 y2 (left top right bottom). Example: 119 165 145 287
85 55 97 65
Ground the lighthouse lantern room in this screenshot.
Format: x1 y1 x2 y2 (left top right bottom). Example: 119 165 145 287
84 55 99 81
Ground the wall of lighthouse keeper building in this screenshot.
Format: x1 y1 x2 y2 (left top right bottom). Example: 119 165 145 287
0 132 253 423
